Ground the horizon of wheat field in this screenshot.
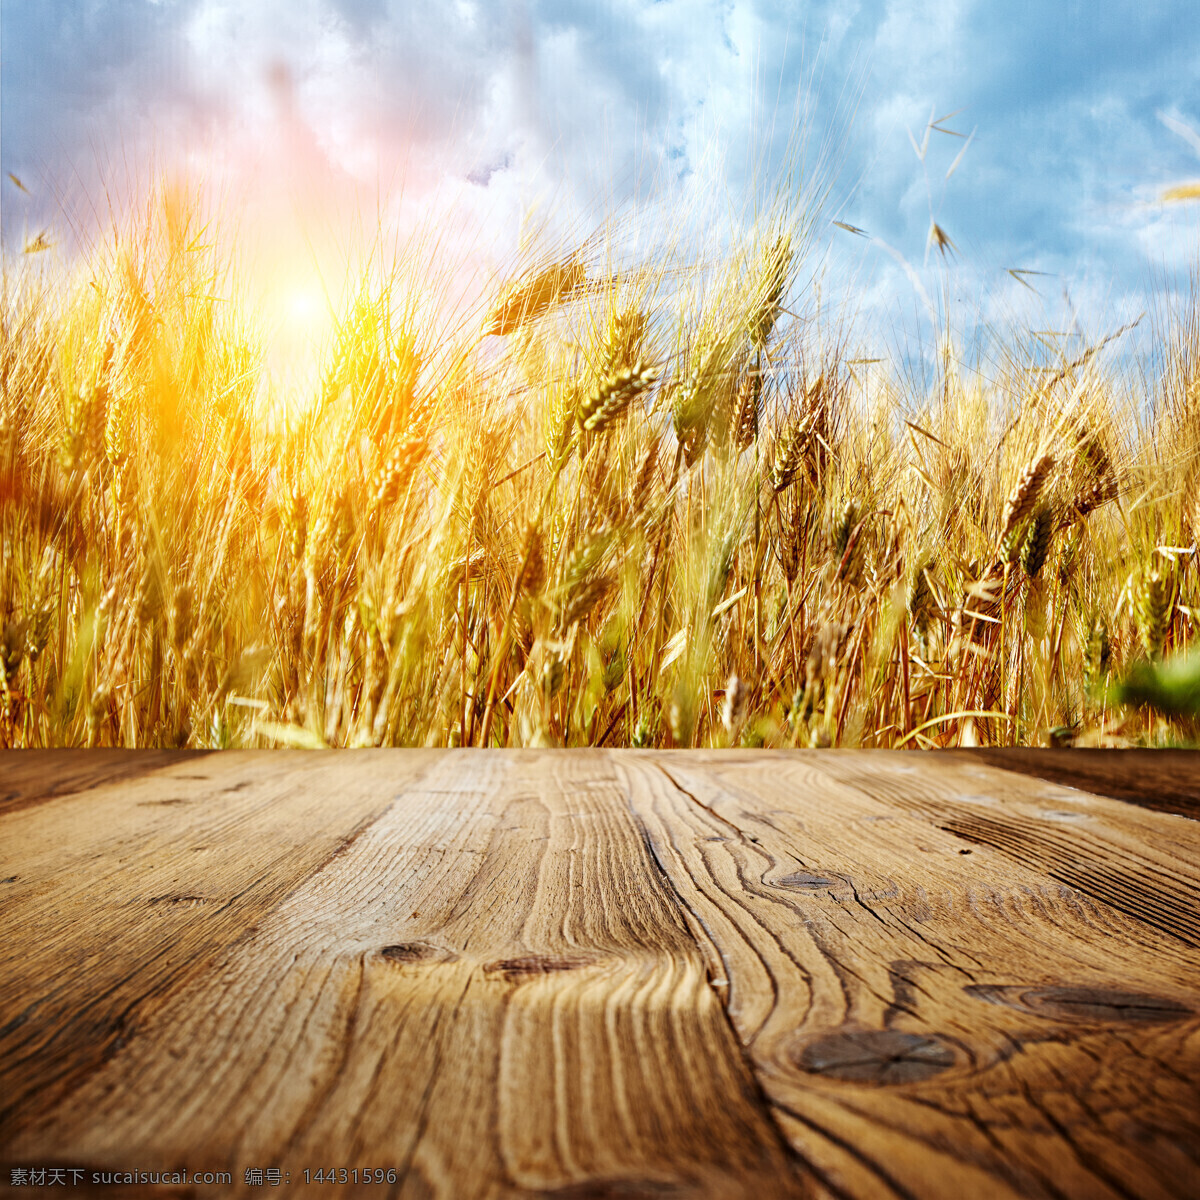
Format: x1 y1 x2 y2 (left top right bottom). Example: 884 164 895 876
0 151 1198 750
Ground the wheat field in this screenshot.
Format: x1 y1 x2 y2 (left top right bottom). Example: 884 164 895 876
0 182 1197 749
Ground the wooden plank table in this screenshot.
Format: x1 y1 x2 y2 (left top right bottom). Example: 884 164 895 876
1 750 1198 1199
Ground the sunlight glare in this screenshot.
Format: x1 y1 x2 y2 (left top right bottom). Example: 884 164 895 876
258 269 333 416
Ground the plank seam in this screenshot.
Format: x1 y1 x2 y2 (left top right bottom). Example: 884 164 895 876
620 760 819 1196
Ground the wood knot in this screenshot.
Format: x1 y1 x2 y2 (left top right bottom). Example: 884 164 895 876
966 984 1194 1024
794 1030 956 1084
776 871 838 890
484 954 594 983
379 942 456 965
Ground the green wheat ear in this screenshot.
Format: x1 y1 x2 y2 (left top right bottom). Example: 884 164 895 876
908 558 936 637
1136 569 1174 660
1020 506 1053 579
1084 617 1111 695
1113 646 1200 718
747 233 793 351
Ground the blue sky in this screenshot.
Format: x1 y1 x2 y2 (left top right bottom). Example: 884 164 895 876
3 0 1199 345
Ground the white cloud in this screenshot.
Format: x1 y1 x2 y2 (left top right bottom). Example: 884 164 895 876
1 0 1198 338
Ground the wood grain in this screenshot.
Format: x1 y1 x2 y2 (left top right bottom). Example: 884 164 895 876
944 749 1200 823
813 752 1200 949
0 749 212 817
621 752 1200 1200
1 750 1197 1199
2 752 808 1199
0 752 437 1134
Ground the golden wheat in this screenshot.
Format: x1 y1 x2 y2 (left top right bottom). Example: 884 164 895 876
0 179 1196 750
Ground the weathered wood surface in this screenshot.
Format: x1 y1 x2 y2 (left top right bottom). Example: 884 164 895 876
1 750 1197 1199
945 748 1200 822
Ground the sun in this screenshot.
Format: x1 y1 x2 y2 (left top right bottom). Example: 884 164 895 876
259 273 333 405
283 282 325 328
274 278 328 336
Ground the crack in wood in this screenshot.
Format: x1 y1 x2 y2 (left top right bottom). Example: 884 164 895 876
483 954 597 981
